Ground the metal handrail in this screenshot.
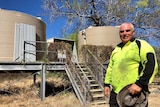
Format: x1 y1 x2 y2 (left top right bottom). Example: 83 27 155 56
86 49 107 70
23 40 64 63
75 62 93 101
65 58 90 105
85 48 108 89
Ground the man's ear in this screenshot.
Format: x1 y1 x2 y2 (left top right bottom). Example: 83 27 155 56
133 30 135 34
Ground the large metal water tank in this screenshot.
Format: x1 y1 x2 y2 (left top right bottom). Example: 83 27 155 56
0 9 46 62
78 26 121 50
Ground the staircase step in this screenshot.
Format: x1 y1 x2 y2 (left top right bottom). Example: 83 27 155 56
80 71 90 74
89 84 100 88
87 84 100 89
82 75 93 78
86 75 93 78
74 63 107 105
90 88 102 92
88 79 96 83
91 100 107 105
92 93 104 98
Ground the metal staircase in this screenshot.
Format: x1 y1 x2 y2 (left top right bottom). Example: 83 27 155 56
64 48 108 106
65 62 107 106
76 63 107 105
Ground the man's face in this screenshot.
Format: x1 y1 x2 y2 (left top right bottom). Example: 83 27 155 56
119 24 134 44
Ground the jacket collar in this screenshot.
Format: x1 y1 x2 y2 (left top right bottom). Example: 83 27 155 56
117 38 135 48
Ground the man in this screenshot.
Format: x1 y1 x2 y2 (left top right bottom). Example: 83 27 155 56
104 22 158 107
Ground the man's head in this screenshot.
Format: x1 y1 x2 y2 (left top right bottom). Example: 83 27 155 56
119 22 135 44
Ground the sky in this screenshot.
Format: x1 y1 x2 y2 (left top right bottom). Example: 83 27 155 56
0 0 64 39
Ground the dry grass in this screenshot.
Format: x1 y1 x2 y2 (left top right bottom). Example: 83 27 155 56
0 73 82 107
0 73 160 107
0 92 82 107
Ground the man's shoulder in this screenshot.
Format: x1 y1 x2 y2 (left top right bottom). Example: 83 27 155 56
135 39 154 52
135 39 151 46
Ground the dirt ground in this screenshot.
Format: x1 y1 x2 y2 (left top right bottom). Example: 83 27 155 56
148 88 160 107
0 73 160 107
147 82 160 107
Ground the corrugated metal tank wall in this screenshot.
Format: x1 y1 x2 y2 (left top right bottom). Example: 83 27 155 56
0 9 46 62
78 26 121 50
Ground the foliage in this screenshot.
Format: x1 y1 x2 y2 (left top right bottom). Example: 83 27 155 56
154 47 160 62
48 42 72 62
79 45 114 63
46 72 64 78
137 0 149 8
66 31 78 41
42 0 160 46
154 47 160 72
66 31 79 52
36 42 48 62
157 71 160 76
153 47 160 76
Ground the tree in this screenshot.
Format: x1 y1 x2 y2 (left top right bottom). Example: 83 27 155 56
42 0 160 46
66 31 79 51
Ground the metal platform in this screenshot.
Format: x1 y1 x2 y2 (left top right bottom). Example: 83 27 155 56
0 61 66 101
0 61 65 71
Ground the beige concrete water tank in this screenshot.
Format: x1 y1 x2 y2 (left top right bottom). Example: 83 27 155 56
78 26 121 50
0 9 46 62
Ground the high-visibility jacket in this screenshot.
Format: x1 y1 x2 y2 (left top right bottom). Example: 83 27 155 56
104 38 158 93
